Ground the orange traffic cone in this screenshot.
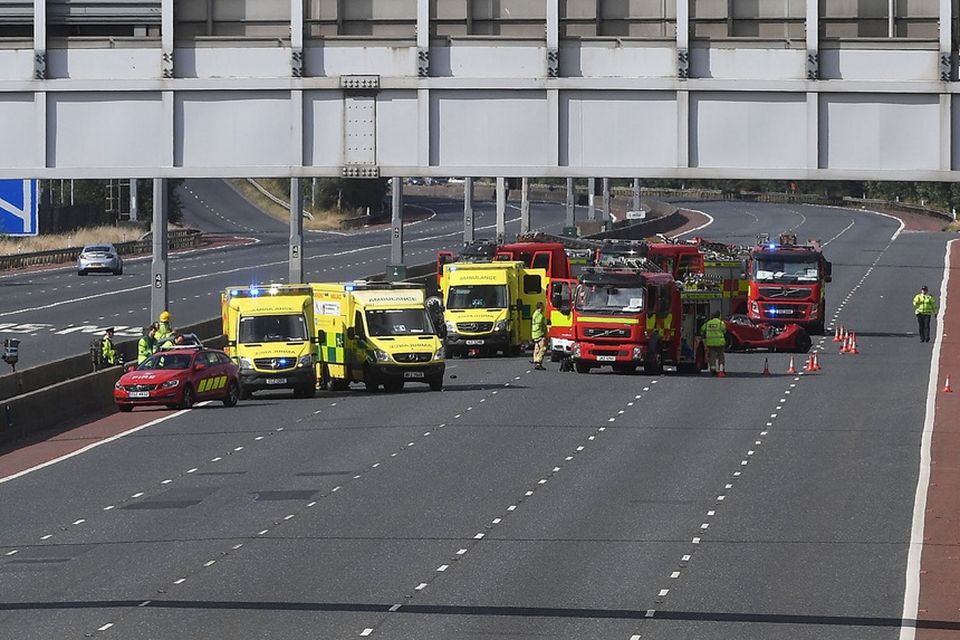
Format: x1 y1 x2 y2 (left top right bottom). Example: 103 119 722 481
840 335 851 354
849 333 859 355
762 358 771 376
833 326 843 342
812 352 822 371
717 364 727 378
803 354 815 371
944 376 953 393
787 356 798 374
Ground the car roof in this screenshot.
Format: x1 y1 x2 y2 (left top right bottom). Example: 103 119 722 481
152 348 204 356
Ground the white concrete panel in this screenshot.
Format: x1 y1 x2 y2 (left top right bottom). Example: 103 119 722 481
304 91 344 167
46 49 161 80
561 43 676 77
315 45 417 77
953 96 960 172
430 91 550 167
819 49 939 80
689 48 806 79
821 94 941 171
175 47 291 78
0 95 36 169
48 93 163 169
0 50 36 81
176 91 291 167
431 45 545 77
376 91 418 167
691 93 806 169
561 91 677 167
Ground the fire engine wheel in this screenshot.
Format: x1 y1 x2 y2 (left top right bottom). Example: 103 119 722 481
574 361 591 374
794 333 813 354
809 320 825 336
612 363 636 374
643 351 663 375
550 350 562 363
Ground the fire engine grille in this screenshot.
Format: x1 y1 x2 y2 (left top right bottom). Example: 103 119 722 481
254 358 297 371
592 349 624 357
759 287 810 299
124 384 157 392
394 352 432 363
583 327 631 338
457 322 493 332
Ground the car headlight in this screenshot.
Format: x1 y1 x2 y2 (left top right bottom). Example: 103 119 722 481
434 347 445 360
445 321 457 334
494 320 509 332
161 379 180 388
373 349 391 362
573 342 581 357
810 304 819 318
298 355 313 368
751 301 759 315
239 357 253 370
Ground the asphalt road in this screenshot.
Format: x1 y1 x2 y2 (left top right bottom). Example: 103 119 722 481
1 198 951 639
0 180 565 369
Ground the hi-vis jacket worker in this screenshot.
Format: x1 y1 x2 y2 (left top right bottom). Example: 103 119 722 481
531 302 548 370
913 285 938 343
101 327 120 366
156 310 173 342
701 311 727 376
137 324 158 364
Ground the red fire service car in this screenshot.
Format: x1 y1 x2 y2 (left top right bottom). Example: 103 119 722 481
114 346 241 412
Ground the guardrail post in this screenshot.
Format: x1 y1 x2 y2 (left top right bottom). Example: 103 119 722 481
289 177 304 283
463 178 475 243
150 178 169 325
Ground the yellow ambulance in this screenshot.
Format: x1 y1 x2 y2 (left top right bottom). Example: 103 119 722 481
311 281 445 392
439 261 547 357
221 284 317 399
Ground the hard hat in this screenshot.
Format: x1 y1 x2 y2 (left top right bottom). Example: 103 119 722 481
159 311 170 322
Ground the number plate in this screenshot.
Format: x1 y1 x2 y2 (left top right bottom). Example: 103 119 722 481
465 339 485 345
128 391 150 398
265 378 287 385
596 355 617 362
403 371 425 379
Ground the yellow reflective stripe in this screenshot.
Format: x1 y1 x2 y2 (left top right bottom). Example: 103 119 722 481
663 313 673 330
198 378 209 393
217 375 226 390
579 316 639 324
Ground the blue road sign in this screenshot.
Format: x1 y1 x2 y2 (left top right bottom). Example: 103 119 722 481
0 180 39 236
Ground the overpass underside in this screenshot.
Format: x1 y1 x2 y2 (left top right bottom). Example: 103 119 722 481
0 0 959 180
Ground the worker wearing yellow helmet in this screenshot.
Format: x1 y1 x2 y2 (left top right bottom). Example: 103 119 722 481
156 310 173 342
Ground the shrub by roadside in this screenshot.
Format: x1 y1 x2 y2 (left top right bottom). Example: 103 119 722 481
0 226 145 256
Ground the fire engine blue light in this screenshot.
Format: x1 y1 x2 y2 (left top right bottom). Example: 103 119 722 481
250 287 260 297
768 243 777 249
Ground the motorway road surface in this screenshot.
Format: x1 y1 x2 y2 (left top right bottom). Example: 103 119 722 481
0 194 955 639
0 180 565 369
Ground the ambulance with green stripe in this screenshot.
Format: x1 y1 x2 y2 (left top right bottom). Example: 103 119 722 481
311 282 444 392
439 261 547 357
221 285 318 399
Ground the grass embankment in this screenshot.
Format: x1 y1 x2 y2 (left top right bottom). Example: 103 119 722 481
229 179 349 231
0 226 144 255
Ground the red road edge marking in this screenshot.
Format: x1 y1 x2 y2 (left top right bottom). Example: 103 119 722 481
0 407 178 482
914 239 960 639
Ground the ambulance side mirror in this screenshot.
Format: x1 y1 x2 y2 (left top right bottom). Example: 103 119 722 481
317 330 325 344
824 261 833 283
347 327 356 340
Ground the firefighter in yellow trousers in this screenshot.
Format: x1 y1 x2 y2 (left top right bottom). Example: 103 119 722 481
531 302 548 371
701 311 727 376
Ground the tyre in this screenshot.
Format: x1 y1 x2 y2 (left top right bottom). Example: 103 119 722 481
809 319 825 336
240 387 253 401
363 378 379 392
574 360 591 374
222 380 240 407
301 383 316 398
117 404 133 413
550 350 562 363
643 348 663 375
78 270 86 276
428 376 443 391
327 377 350 392
178 385 195 410
383 379 404 393
114 267 123 276
697 346 707 371
794 333 812 354
724 333 739 352
612 363 636 374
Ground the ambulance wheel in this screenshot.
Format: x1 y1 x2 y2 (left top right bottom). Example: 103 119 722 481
327 379 349 392
574 361 591 374
383 379 404 393
240 386 253 401
364 378 379 392
428 376 443 391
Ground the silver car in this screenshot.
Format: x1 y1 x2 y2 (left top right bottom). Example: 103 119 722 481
78 243 123 276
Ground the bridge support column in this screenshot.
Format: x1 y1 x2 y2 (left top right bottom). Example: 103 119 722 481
389 178 404 280
150 178 168 324
602 178 611 227
520 178 530 234
496 177 506 245
587 178 596 220
565 177 575 228
463 178 475 243
289 177 304 283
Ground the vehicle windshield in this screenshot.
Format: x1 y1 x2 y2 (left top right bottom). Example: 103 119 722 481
446 285 508 310
138 353 193 370
239 314 308 343
575 284 646 314
753 257 820 283
85 245 112 253
365 309 435 336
